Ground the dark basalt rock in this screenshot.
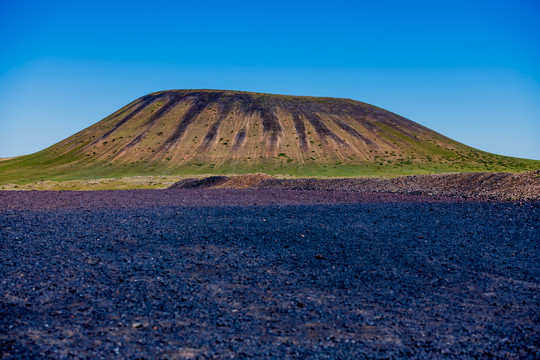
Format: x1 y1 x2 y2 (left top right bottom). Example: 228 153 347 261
168 176 229 189
0 190 538 358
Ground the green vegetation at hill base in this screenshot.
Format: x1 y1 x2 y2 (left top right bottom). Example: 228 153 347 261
1 148 538 190
1 89 538 190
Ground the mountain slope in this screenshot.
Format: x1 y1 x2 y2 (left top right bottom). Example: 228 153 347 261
0 89 538 184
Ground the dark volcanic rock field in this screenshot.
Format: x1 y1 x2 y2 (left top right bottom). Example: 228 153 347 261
1 190 539 359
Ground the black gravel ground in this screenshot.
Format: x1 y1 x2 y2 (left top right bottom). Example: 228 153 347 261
1 190 539 359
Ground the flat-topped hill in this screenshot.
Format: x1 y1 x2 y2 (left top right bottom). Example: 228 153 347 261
0 89 538 184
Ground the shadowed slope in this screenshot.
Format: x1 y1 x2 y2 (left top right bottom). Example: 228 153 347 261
0 89 538 184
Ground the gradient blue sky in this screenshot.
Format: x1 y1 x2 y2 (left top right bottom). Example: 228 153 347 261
1 0 539 159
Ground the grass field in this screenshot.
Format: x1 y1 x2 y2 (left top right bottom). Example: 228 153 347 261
1 153 538 191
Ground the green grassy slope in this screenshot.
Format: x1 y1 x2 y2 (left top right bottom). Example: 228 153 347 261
1 89 538 185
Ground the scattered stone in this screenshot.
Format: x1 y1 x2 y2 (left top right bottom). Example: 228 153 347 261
168 170 540 201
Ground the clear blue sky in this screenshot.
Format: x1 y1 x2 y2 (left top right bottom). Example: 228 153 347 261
1 0 539 159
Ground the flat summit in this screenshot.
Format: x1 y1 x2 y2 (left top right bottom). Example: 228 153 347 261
1 89 538 183
52 89 476 164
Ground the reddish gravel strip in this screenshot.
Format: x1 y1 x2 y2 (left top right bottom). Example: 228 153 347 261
257 170 540 201
0 189 478 211
169 170 540 201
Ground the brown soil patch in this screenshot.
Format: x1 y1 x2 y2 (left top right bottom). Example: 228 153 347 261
213 173 274 189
